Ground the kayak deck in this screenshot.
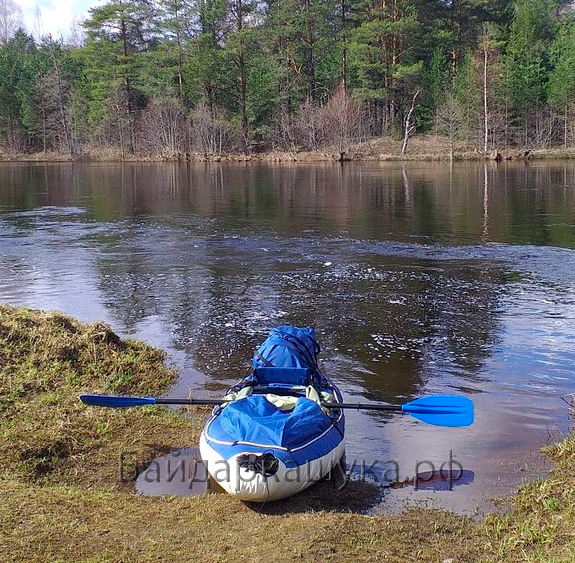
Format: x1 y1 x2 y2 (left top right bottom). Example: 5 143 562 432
199 367 345 501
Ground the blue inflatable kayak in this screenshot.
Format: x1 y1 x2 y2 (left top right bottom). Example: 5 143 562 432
199 327 345 501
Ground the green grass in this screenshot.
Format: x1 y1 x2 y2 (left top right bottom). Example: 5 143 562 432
1 304 575 562
0 304 198 486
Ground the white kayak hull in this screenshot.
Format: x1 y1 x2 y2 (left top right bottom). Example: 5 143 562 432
199 431 345 501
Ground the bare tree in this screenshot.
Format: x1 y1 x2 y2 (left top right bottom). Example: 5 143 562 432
33 5 43 41
34 78 50 153
436 93 463 160
33 74 65 153
483 40 488 153
139 99 189 155
32 47 75 156
295 97 319 151
566 104 575 148
480 25 498 154
191 103 235 155
100 82 131 158
273 108 297 152
68 16 85 47
50 45 74 156
319 83 364 154
0 0 22 44
401 90 420 154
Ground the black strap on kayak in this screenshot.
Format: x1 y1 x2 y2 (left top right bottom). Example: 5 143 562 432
237 453 279 477
276 331 319 371
254 349 275 368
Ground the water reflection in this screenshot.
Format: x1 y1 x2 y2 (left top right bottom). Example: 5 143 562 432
1 161 575 512
135 447 219 497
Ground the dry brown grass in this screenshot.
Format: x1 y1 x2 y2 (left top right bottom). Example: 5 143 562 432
0 480 485 562
1 303 575 562
4 136 575 163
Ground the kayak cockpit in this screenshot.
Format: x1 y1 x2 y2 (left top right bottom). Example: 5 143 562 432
220 366 339 415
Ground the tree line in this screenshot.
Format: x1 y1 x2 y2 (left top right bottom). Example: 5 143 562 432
1 0 575 158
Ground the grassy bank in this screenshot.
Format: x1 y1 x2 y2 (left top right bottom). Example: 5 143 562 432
0 305 197 487
3 136 575 163
1 304 574 562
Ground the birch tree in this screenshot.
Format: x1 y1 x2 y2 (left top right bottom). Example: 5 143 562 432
0 0 22 44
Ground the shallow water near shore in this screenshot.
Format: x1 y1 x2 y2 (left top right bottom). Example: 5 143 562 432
1 160 575 513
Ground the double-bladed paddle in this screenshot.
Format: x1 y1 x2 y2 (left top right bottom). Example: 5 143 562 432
79 394 473 427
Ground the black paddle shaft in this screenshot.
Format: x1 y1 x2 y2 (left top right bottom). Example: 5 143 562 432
155 397 402 411
322 402 402 411
156 398 223 405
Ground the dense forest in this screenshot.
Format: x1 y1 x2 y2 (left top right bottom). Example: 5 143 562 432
1 0 575 158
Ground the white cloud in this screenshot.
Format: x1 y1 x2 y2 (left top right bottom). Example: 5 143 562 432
16 0 104 40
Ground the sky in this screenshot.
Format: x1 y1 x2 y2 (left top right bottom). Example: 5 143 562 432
16 0 103 40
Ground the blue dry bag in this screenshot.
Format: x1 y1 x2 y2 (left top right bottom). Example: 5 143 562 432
252 326 320 371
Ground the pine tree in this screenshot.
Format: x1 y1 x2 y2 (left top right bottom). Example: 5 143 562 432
33 38 76 155
442 0 509 72
156 0 195 105
452 51 481 146
227 0 257 151
184 0 229 110
421 47 451 131
260 0 338 147
82 0 157 154
502 0 556 144
548 16 575 146
261 0 307 147
0 30 37 150
349 0 422 135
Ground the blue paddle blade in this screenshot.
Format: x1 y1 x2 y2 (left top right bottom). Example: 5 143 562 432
402 396 474 427
80 394 156 408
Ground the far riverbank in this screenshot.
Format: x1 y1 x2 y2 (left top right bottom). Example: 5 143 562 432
3 135 575 164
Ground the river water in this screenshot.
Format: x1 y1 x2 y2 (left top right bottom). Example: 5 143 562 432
1 160 575 513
